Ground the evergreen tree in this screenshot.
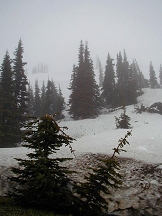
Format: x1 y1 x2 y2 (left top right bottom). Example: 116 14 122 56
43 79 52 115
129 60 139 90
33 79 41 117
56 84 65 120
98 58 104 88
50 80 59 114
102 53 115 107
40 80 46 116
69 41 101 119
13 39 28 124
116 52 123 87
115 51 138 106
133 59 146 90
74 131 132 216
27 82 34 116
122 50 135 105
9 114 77 214
68 64 79 117
42 80 64 120
0 51 21 147
149 61 158 88
159 64 162 87
9 113 132 215
115 52 124 107
115 106 131 129
69 41 85 119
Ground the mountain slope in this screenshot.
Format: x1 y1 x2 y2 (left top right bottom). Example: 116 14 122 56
0 88 162 165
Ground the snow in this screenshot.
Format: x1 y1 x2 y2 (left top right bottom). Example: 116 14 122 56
0 88 162 166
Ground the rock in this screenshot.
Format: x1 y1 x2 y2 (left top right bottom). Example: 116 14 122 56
0 152 162 215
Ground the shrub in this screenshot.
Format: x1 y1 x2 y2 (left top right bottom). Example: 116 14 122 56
115 106 131 129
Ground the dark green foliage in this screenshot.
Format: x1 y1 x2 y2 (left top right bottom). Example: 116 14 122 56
75 159 121 216
115 51 139 107
0 51 21 147
40 80 46 116
9 114 132 215
28 79 65 120
132 59 147 90
102 53 115 107
115 106 131 129
13 39 28 124
42 80 64 120
27 82 34 116
149 61 158 89
68 64 79 117
68 41 101 119
9 114 76 214
33 79 41 117
98 58 104 88
74 131 132 216
0 39 29 147
56 85 65 120
0 196 63 215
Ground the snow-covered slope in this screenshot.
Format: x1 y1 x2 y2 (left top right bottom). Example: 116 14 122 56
0 88 162 166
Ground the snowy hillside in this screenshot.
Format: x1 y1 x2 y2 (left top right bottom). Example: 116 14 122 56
0 88 162 166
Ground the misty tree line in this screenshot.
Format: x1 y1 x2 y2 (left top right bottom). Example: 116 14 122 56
0 39 161 147
0 39 64 147
32 63 48 74
68 40 161 119
27 79 64 120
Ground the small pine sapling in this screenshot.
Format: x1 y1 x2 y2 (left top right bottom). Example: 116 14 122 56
115 106 131 129
74 130 132 216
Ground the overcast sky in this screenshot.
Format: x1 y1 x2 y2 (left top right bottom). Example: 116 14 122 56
1 0 162 82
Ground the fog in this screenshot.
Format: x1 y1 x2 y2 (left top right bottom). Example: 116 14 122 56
1 0 162 82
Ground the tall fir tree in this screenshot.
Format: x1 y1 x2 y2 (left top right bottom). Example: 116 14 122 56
122 50 132 105
130 60 139 90
115 51 124 107
56 84 65 119
132 60 145 91
27 82 34 116
68 41 100 119
98 58 104 88
0 51 21 147
40 80 46 116
115 51 138 106
116 52 123 87
68 64 79 117
149 61 158 88
42 80 64 119
33 79 41 117
50 80 59 114
102 53 115 107
13 39 28 124
159 64 162 87
43 79 53 115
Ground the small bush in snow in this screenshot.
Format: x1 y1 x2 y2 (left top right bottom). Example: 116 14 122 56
115 106 131 129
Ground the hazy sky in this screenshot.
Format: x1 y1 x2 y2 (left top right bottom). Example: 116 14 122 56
1 0 162 82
